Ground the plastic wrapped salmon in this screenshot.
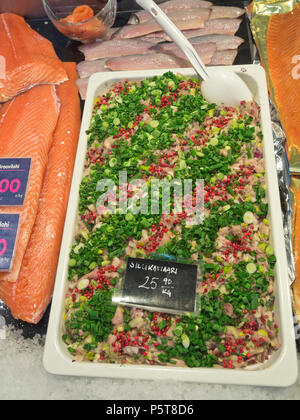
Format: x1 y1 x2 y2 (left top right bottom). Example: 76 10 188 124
250 0 300 324
0 63 81 323
0 13 68 102
266 5 300 156
250 2 300 157
291 179 300 318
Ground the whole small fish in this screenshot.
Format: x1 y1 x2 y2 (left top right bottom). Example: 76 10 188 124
113 9 209 39
129 0 213 24
79 39 156 61
77 59 110 79
210 49 238 66
106 53 189 71
188 34 244 51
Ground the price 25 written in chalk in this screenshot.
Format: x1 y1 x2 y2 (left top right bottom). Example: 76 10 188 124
139 276 175 298
120 258 198 313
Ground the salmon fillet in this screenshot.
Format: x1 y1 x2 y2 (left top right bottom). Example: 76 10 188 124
266 5 300 156
0 85 60 284
0 63 81 323
0 13 68 102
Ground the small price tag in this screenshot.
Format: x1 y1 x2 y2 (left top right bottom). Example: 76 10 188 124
0 214 20 272
119 257 198 314
0 158 31 206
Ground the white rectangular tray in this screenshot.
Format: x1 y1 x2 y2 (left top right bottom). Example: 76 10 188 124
43 65 298 387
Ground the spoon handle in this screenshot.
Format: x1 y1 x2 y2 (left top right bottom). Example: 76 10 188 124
135 0 209 81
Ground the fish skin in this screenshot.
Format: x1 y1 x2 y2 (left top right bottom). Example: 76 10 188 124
139 19 242 42
79 39 156 61
138 32 173 43
113 9 209 40
77 59 111 79
188 34 244 51
81 41 232 74
130 3 244 25
129 0 213 24
0 85 60 284
0 63 81 324
209 49 238 66
153 42 216 65
76 78 89 100
0 13 68 103
209 6 245 20
106 53 189 71
179 18 243 38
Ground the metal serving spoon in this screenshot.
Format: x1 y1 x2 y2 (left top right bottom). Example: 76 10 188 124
135 0 253 106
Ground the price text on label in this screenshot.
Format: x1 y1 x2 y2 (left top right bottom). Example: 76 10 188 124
0 158 31 206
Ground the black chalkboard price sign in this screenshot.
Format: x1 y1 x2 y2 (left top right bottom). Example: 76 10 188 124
119 257 198 314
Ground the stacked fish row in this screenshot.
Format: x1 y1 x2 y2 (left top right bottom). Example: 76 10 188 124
0 14 81 324
76 0 245 99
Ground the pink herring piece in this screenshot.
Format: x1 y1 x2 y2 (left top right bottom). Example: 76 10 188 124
113 9 209 40
130 0 213 24
106 53 189 71
209 49 238 66
153 42 216 65
79 39 156 61
77 59 109 79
